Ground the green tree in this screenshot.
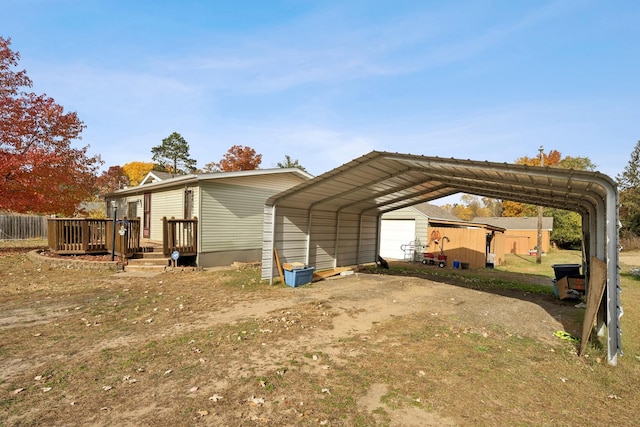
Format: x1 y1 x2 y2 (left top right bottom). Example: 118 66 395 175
504 148 594 249
277 154 307 172
151 132 197 175
617 140 640 236
548 208 582 249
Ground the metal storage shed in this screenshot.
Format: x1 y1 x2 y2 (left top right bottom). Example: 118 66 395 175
261 151 621 364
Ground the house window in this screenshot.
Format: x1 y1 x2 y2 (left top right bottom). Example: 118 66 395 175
128 201 138 219
184 189 193 219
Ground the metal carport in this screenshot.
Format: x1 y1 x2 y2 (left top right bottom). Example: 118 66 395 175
261 151 621 364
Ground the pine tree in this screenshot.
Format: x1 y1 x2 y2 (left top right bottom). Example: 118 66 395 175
617 140 640 191
277 154 307 172
151 132 197 175
617 141 640 236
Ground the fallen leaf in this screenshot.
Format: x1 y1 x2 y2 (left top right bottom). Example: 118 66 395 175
13 388 25 394
164 369 173 375
197 410 209 417
321 388 331 395
42 387 52 393
102 385 113 391
188 386 199 393
249 396 265 406
34 375 43 381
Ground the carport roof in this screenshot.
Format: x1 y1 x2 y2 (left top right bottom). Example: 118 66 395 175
265 151 621 365
267 151 616 216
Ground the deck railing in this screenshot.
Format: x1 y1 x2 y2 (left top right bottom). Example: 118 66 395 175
106 218 141 258
47 218 109 254
162 216 198 257
48 218 141 257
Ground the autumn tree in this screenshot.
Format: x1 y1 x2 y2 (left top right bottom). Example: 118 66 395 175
277 154 307 172
122 161 154 186
95 166 129 194
617 140 640 237
151 132 197 175
503 148 595 249
444 195 501 220
0 37 101 215
205 145 262 172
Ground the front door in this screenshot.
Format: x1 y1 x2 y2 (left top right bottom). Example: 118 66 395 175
143 193 151 238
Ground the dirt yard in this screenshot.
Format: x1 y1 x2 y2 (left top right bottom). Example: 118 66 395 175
1 248 639 426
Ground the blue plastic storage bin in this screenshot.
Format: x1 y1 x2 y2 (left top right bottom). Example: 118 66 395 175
284 267 315 287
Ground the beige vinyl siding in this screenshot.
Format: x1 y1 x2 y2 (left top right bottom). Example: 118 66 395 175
147 188 186 241
201 176 305 253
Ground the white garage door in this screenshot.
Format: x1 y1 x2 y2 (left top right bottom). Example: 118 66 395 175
379 219 416 260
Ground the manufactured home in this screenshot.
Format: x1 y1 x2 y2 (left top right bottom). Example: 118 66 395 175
103 168 312 267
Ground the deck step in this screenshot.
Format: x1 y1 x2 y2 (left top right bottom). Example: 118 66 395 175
123 264 200 273
130 251 167 260
127 257 170 267
123 264 168 272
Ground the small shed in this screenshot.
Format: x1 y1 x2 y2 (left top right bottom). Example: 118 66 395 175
104 168 312 267
425 219 505 268
474 216 553 255
380 204 505 267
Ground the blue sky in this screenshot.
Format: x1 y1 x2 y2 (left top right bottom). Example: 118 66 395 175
2 0 639 193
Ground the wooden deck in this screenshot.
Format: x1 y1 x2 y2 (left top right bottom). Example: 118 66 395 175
47 217 197 259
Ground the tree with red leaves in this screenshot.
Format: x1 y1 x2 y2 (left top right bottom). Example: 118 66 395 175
96 165 129 194
0 37 101 215
205 145 262 172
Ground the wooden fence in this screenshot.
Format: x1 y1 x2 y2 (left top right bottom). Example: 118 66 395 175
0 214 48 240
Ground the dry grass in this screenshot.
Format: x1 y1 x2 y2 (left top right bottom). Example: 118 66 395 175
1 245 639 426
620 234 640 251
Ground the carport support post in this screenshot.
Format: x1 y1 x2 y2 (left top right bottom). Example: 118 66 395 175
305 210 313 266
269 204 277 285
333 211 341 269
